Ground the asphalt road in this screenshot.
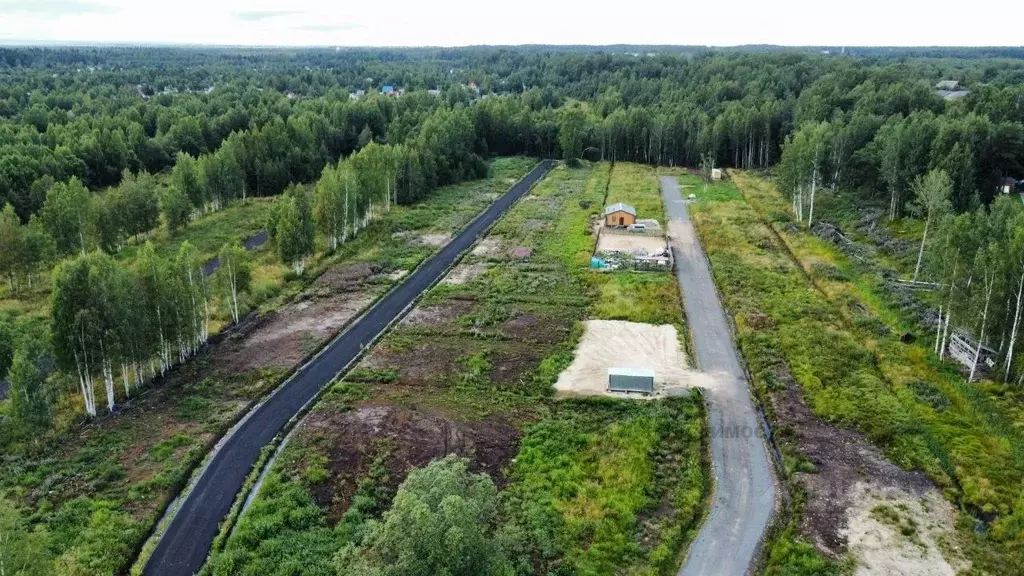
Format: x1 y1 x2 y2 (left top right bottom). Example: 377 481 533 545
660 177 776 576
142 160 554 576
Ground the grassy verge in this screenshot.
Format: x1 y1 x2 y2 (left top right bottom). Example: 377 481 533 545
205 162 709 576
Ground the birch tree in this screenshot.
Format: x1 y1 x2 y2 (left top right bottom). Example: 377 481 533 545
699 152 715 196
910 169 952 282
969 245 1000 383
1004 223 1024 380
273 184 315 275
217 243 251 324
314 163 345 251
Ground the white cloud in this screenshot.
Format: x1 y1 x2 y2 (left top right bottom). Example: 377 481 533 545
0 0 1021 46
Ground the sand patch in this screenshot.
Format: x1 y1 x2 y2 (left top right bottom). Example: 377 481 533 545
555 320 718 397
844 483 967 576
417 233 451 246
442 263 490 285
597 231 669 255
472 237 503 257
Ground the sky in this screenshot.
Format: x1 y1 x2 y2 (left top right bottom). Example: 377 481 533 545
1 0 1022 47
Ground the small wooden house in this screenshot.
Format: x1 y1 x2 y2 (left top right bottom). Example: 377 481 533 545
999 176 1018 195
604 203 636 227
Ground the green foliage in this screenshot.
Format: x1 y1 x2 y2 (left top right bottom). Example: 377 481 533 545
0 497 54 576
337 454 506 576
500 398 706 576
161 185 193 234
272 184 315 271
0 318 13 378
7 334 53 431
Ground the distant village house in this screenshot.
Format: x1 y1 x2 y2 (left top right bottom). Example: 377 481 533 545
935 80 969 100
604 203 636 227
999 176 1019 195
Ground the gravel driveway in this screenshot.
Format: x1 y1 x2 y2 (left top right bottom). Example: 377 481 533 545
661 176 776 576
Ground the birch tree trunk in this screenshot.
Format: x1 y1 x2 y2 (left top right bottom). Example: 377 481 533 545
1005 270 1024 380
969 275 995 383
913 216 930 283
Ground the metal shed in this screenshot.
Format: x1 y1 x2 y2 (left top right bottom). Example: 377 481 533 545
607 367 655 394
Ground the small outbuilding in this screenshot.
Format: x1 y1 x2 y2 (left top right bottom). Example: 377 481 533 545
604 203 637 227
607 367 655 394
999 176 1019 195
711 168 723 180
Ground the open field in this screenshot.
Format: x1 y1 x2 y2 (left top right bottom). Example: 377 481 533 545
207 162 709 576
689 171 1024 574
0 158 539 576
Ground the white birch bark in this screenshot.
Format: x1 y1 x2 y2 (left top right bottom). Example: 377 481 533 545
1005 270 1024 380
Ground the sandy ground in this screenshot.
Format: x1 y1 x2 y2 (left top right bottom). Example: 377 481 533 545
442 262 490 285
597 231 669 255
472 237 503 257
554 320 720 397
417 232 451 246
843 483 967 576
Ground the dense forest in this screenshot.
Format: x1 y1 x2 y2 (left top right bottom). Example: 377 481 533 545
3 42 1024 440
2 44 1024 575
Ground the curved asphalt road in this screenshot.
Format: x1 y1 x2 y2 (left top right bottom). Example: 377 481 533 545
143 160 554 576
661 177 776 576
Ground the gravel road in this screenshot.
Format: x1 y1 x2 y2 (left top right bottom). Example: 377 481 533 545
142 160 554 576
660 176 776 576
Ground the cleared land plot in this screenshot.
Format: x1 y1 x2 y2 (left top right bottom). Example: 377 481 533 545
596 230 669 255
554 319 712 397
208 162 710 576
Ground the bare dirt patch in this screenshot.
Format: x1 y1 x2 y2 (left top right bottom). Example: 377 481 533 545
361 336 549 391
220 262 384 372
597 231 669 255
555 320 716 397
472 237 503 257
300 404 520 524
312 262 375 292
500 311 571 344
417 232 451 246
359 339 467 387
401 299 475 329
766 363 967 572
843 483 967 576
442 262 490 285
486 342 549 387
